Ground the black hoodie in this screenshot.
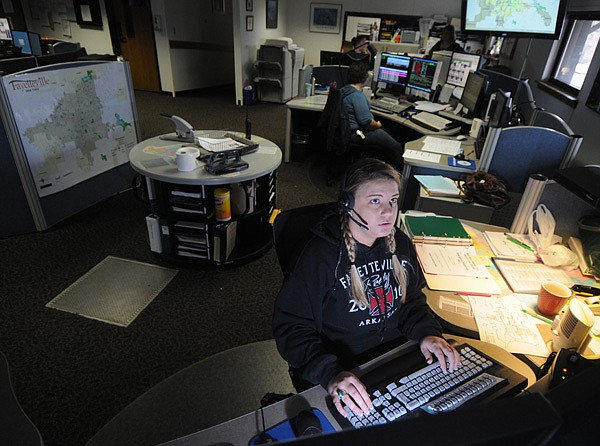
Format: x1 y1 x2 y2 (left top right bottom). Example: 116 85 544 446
272 208 443 389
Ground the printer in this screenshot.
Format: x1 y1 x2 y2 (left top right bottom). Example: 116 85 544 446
255 38 304 103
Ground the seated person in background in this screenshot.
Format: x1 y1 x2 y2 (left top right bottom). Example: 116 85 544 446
273 158 460 418
344 35 374 70
339 62 404 171
427 25 464 58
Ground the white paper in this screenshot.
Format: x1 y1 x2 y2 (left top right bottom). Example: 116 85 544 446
196 137 245 152
439 296 473 316
403 149 441 163
468 295 550 356
421 136 462 155
80 5 92 22
415 244 492 278
414 101 448 113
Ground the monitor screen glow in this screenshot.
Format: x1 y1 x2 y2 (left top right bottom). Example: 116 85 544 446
407 57 439 93
0 17 11 41
377 52 411 87
447 52 481 87
462 0 568 39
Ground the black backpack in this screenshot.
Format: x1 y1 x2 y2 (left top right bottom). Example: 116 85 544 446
317 87 357 156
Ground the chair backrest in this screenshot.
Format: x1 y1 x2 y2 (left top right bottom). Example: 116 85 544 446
479 126 583 193
0 352 44 445
528 108 574 135
273 202 337 277
317 87 353 156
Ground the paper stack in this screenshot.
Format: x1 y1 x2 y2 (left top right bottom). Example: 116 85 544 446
415 175 461 198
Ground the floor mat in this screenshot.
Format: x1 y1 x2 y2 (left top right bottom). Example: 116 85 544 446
46 256 178 327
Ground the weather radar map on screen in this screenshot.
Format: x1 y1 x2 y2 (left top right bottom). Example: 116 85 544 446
464 0 563 36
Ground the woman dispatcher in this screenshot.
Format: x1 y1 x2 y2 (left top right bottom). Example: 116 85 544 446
272 158 460 418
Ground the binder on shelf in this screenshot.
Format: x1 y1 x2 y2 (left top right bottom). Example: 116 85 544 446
146 215 162 253
159 219 172 254
414 175 461 198
213 221 238 263
404 215 471 245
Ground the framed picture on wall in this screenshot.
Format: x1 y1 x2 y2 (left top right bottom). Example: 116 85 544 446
246 0 253 12
309 3 342 34
212 0 225 14
73 0 103 27
266 0 278 29
246 16 254 32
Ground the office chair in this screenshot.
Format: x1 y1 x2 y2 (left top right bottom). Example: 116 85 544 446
273 202 337 277
478 125 583 227
0 352 45 445
529 108 574 135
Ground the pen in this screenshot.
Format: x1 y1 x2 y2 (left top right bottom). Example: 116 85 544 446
522 308 553 325
505 234 535 252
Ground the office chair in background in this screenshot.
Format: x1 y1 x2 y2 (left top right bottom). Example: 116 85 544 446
0 352 45 446
529 108 575 135
273 202 337 277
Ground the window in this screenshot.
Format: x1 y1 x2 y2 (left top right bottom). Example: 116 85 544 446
550 14 600 95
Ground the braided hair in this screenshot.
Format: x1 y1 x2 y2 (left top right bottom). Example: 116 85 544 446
339 159 407 308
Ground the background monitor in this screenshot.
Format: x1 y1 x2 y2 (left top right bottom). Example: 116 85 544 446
376 52 411 87
320 50 343 66
487 88 513 127
0 17 11 41
407 57 439 93
430 50 452 86
446 52 481 87
12 30 42 56
462 0 568 40
460 71 488 118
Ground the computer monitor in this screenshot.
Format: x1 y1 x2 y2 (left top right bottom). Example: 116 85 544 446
320 50 343 66
12 30 43 56
459 71 488 118
406 57 439 94
0 17 11 41
430 51 452 86
447 52 481 88
376 52 411 87
486 89 512 127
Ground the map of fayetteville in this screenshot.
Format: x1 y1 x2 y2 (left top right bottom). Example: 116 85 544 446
467 0 558 32
4 62 137 197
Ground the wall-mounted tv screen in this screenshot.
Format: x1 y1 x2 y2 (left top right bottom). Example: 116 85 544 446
461 0 568 39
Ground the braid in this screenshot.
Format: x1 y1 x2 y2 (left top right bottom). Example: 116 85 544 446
340 213 368 308
387 226 408 303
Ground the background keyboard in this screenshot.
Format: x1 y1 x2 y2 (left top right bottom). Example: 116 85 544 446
409 111 454 131
330 342 527 430
371 98 411 114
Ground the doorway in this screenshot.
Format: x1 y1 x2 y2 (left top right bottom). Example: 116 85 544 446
105 0 161 92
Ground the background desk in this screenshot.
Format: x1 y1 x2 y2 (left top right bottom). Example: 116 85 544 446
400 136 477 211
284 95 461 163
129 133 282 266
158 336 535 446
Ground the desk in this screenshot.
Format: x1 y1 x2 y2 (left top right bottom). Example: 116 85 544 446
400 135 478 211
158 336 535 446
129 133 282 266
284 95 461 163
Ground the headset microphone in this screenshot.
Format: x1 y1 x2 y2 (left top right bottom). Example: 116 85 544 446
348 209 369 231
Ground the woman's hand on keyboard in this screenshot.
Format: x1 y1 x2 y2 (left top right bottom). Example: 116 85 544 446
328 371 373 418
419 336 461 373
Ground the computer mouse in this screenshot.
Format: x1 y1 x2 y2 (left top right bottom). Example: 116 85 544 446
456 135 468 141
291 410 322 437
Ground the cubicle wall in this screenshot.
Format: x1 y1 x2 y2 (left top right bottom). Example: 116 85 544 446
0 60 140 237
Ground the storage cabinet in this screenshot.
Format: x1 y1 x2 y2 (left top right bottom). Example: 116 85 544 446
129 133 282 268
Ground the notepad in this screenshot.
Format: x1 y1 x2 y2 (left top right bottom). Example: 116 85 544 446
405 215 471 245
414 175 461 198
483 231 538 262
494 259 573 294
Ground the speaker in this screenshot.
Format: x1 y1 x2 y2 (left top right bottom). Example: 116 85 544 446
551 299 596 353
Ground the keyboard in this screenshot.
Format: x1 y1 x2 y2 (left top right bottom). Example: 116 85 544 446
331 343 528 430
370 98 411 114
438 110 474 125
409 111 456 132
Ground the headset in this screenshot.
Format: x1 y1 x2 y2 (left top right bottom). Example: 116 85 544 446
339 190 369 231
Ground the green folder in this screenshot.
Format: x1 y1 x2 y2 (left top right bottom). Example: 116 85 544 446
405 215 471 244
